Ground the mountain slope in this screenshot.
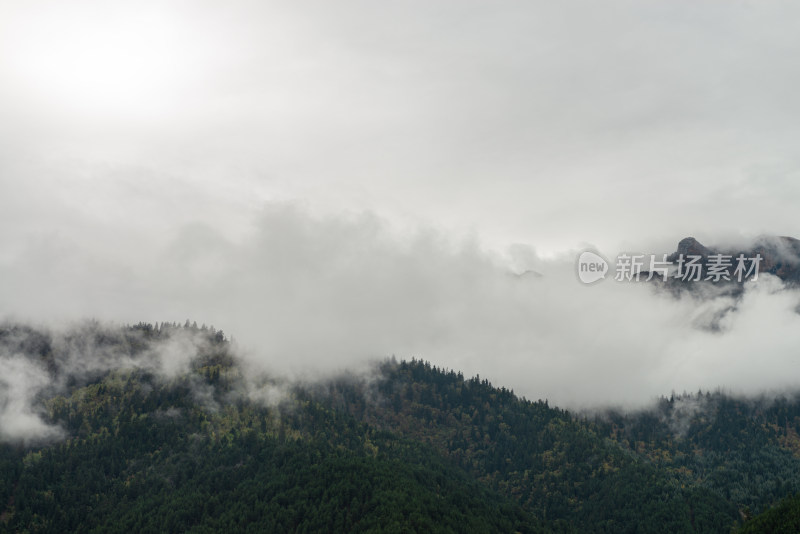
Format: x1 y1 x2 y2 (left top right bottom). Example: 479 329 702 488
3 322 800 532
736 492 800 533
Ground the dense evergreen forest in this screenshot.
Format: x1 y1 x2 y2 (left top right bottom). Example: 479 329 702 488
1 321 800 532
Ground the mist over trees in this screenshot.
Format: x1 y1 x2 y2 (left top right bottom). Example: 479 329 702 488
1 321 800 532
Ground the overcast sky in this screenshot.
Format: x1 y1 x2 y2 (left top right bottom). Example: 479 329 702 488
2 0 800 407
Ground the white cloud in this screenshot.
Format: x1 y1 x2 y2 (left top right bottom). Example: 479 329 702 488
0 355 63 444
4 204 800 409
2 1 800 411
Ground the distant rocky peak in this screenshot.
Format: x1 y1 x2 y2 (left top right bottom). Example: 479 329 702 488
671 237 713 260
668 235 800 284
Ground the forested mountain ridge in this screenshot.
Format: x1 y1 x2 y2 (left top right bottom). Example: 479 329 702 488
736 492 800 533
1 321 799 532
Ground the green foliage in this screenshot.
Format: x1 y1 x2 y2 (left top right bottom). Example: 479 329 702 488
736 492 800 533
0 324 543 533
333 359 738 532
594 391 800 515
3 323 800 532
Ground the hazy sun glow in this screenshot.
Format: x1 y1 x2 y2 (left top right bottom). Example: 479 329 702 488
2 4 198 119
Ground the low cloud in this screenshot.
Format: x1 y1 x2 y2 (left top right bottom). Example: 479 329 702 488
0 354 63 444
2 204 800 412
0 322 217 443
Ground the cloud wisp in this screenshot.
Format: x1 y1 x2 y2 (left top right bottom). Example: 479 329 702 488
2 205 800 412
0 322 221 444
